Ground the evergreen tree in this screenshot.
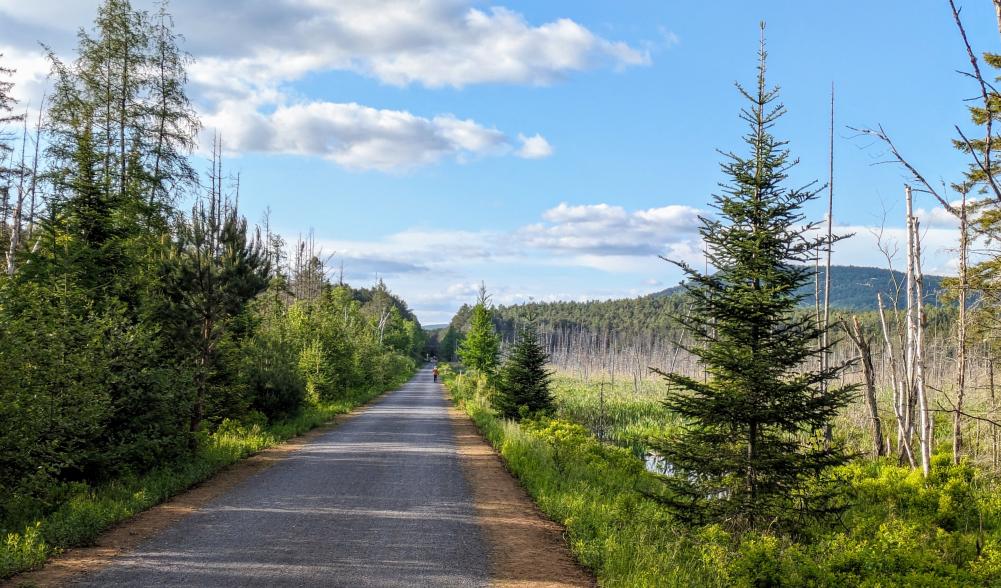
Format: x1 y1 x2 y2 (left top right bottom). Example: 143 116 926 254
438 326 459 361
145 2 199 215
159 186 268 434
493 323 553 420
458 283 500 375
650 26 854 532
954 35 1001 339
58 108 123 293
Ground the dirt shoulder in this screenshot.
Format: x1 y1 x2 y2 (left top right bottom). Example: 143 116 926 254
445 390 596 588
3 401 379 588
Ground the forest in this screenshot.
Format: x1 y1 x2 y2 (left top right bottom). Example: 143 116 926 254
0 0 424 578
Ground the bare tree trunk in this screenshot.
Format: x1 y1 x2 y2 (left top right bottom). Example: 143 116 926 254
907 186 931 477
844 316 884 456
878 292 914 466
994 0 1001 40
904 186 918 466
26 95 42 239
822 85 835 446
6 112 28 275
991 356 998 469
955 190 969 463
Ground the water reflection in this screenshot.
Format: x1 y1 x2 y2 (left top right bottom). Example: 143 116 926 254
644 452 673 475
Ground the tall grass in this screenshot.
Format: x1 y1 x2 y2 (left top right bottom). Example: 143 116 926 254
444 365 1001 586
0 373 410 580
551 374 678 453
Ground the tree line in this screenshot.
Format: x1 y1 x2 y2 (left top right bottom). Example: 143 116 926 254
0 0 423 532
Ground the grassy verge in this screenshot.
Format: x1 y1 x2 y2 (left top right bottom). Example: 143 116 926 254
443 365 724 586
443 365 1001 587
0 371 411 580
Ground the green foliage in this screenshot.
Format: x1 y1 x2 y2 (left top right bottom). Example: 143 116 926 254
952 38 1001 349
436 325 460 361
443 368 1001 587
493 323 555 420
551 376 678 451
0 385 402 580
652 31 854 531
444 266 949 353
241 318 306 418
458 285 500 375
0 2 424 580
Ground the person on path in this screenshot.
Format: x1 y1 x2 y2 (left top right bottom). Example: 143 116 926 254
432 366 439 383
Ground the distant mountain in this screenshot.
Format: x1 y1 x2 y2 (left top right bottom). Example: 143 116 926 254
422 323 449 331
654 265 947 311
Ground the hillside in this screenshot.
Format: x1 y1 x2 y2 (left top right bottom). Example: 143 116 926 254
655 265 946 311
431 265 952 358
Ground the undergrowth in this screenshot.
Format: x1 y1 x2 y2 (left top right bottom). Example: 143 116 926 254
443 364 1001 587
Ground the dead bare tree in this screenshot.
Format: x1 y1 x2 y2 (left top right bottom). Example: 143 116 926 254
6 108 29 275
995 0 1001 37
907 186 932 477
954 186 971 462
877 291 914 465
848 1 1001 465
822 84 836 446
843 315 885 456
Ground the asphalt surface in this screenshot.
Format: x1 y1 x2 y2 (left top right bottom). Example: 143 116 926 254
74 367 489 587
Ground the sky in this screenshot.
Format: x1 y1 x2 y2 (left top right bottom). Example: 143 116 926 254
0 0 998 324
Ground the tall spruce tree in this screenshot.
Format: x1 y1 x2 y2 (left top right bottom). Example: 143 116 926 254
651 25 854 531
493 322 553 420
458 283 500 375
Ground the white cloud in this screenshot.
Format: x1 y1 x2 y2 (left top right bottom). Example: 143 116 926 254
204 100 529 171
516 133 553 159
522 202 703 256
2 0 630 170
161 0 650 90
0 1 95 31
313 203 967 322
914 206 960 229
0 45 51 107
809 224 960 276
301 201 705 320
308 201 704 279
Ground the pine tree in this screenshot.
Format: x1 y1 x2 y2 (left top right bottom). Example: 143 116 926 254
438 326 459 361
651 25 854 532
145 2 199 215
458 283 500 375
159 157 269 435
60 107 123 293
494 323 553 420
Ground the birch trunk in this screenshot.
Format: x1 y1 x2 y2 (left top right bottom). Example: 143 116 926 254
907 186 931 477
878 292 914 466
904 186 917 465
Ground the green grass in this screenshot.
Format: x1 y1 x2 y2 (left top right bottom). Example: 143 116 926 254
551 374 678 453
444 366 1001 587
0 372 411 580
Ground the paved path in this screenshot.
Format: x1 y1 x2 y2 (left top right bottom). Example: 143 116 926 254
74 367 489 587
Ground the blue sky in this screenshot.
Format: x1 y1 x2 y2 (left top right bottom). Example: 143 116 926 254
1 0 997 323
